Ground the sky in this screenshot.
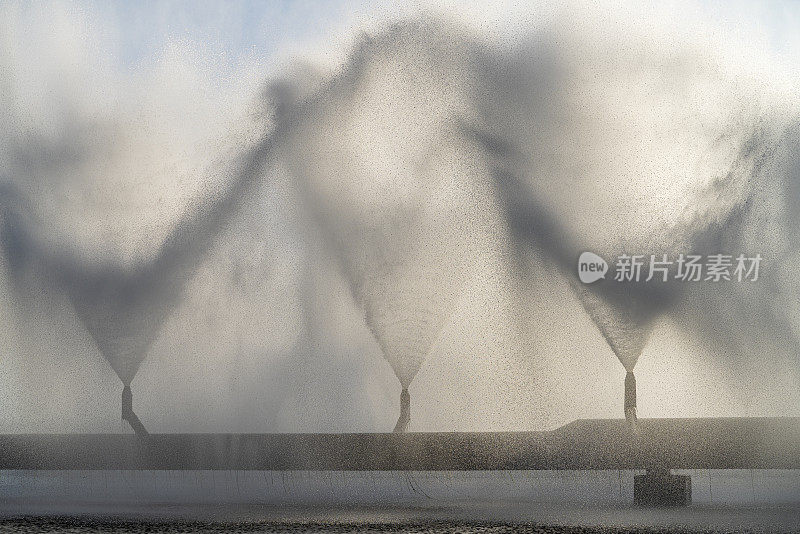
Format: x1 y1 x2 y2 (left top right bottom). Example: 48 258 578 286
57 0 403 71
74 1 800 65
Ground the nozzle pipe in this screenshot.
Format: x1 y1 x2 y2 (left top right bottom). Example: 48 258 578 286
121 385 149 437
393 388 410 433
624 371 637 428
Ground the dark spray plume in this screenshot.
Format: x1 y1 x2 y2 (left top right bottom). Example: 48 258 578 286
489 173 668 428
274 21 493 431
0 129 278 434
474 13 793 426
487 122 785 427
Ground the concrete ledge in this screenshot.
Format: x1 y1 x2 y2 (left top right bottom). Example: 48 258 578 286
0 417 798 471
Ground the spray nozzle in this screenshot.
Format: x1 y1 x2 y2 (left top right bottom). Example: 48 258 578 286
624 371 637 430
121 384 149 437
393 387 411 433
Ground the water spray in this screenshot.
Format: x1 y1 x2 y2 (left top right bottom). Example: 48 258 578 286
275 26 485 435
2 13 789 439
1 129 280 433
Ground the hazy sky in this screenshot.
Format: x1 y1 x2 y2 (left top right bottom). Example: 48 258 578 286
24 1 800 71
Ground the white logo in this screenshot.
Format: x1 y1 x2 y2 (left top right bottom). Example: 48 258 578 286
578 251 608 284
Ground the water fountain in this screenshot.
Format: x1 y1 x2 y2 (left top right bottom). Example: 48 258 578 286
2 10 800 514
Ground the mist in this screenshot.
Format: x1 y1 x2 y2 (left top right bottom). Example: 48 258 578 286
1 0 800 434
